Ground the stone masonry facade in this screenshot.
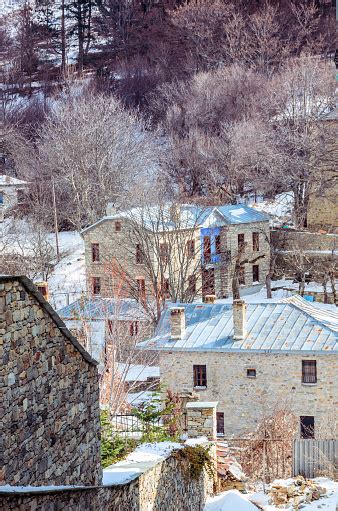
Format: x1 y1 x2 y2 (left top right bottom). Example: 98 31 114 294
160 351 337 438
0 276 102 487
83 216 270 300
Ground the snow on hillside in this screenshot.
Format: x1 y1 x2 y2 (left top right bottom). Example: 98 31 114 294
248 192 294 227
47 231 86 310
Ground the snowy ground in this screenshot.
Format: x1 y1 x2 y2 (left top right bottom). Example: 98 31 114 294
47 231 86 310
205 479 338 511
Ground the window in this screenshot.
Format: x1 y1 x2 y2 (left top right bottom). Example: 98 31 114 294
238 233 245 252
17 189 25 204
252 232 259 252
252 265 259 283
217 412 225 436
302 360 317 384
19 290 26 301
129 321 139 337
193 365 207 387
162 278 170 299
188 275 197 295
247 368 256 378
186 239 195 259
300 416 315 439
136 278 146 302
115 221 121 232
215 234 221 255
160 243 169 264
0 192 3 205
92 277 101 295
92 243 100 262
203 236 211 263
136 244 144 264
239 265 245 285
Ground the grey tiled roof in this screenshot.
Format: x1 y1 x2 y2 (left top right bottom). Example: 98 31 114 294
140 296 337 354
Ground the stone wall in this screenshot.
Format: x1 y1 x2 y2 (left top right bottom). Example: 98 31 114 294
160 351 338 438
271 229 338 253
1 445 214 511
186 402 218 440
1 276 102 487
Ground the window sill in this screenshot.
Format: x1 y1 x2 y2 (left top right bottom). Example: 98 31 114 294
247 376 256 379
301 382 317 386
193 386 207 390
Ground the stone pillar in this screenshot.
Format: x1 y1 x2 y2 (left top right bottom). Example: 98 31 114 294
202 295 216 304
186 402 218 440
170 307 185 339
233 299 246 340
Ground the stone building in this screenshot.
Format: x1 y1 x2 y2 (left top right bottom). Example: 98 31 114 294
307 105 338 232
140 296 338 439
0 175 27 221
82 203 270 301
1 275 102 487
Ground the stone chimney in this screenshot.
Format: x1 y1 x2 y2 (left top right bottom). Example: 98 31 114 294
169 204 180 224
202 294 216 304
170 307 185 340
106 202 117 216
233 299 247 340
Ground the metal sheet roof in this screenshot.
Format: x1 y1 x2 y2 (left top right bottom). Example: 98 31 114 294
140 296 337 354
58 297 149 321
81 203 270 234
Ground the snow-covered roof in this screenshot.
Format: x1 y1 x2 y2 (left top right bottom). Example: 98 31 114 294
81 203 270 234
118 363 160 382
140 296 337 354
58 297 149 321
0 175 27 187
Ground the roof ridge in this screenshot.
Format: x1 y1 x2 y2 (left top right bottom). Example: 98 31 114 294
280 295 338 332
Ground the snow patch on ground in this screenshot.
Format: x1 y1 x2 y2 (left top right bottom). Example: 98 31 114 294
205 490 260 511
249 192 294 227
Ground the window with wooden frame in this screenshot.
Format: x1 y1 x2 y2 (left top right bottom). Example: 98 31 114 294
216 412 225 435
159 243 169 264
238 233 245 252
215 234 221 255
115 221 121 232
203 236 211 263
129 321 139 337
136 244 144 264
162 277 170 299
247 368 256 378
300 416 315 439
252 264 259 283
193 365 207 387
239 265 245 285
91 243 100 262
136 278 146 302
252 232 259 252
186 239 195 259
188 275 197 295
302 360 317 384
92 277 101 295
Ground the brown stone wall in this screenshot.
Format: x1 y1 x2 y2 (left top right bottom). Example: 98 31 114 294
271 229 338 253
0 278 102 487
160 351 337 439
0 446 214 511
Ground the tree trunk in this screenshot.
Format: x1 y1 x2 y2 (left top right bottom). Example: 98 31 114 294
61 0 66 74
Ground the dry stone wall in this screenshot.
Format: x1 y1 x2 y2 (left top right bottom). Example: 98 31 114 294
0 277 102 487
1 446 214 511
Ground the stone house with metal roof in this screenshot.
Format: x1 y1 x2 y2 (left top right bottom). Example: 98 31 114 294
1 275 102 487
140 296 338 439
81 203 270 302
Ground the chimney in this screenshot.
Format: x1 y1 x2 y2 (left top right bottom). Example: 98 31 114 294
169 204 180 224
202 294 216 304
35 281 49 301
233 299 246 340
170 307 185 340
106 202 117 216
